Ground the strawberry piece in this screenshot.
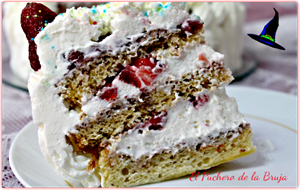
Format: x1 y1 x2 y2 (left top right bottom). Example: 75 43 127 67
198 53 209 64
119 67 142 88
190 94 209 109
136 67 157 86
21 3 57 71
67 51 85 70
28 40 40 71
100 87 118 101
119 57 165 88
181 19 203 35
134 57 164 87
148 111 168 130
133 57 156 69
140 111 168 131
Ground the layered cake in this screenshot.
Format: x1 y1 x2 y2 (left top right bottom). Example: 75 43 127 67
186 2 246 74
5 2 245 81
21 2 255 187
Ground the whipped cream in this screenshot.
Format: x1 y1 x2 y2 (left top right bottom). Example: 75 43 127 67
113 79 141 99
186 2 246 73
82 96 110 117
112 87 245 159
28 2 244 187
161 43 224 78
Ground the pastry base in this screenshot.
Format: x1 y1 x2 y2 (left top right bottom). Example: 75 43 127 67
99 124 256 187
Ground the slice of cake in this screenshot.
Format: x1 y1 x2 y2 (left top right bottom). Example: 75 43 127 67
21 2 256 187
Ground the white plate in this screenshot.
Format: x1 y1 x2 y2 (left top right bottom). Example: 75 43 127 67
10 86 297 187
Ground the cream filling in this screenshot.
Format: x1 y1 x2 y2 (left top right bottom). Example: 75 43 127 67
82 97 110 117
113 79 141 99
81 80 141 117
159 43 224 78
112 87 246 160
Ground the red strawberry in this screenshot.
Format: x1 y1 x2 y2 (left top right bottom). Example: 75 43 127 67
181 19 203 35
67 51 85 70
133 57 156 69
119 57 165 88
190 94 209 109
148 111 168 130
134 57 164 87
119 67 142 88
136 67 157 86
28 40 40 71
21 3 57 71
100 87 118 101
140 111 168 131
198 53 209 64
